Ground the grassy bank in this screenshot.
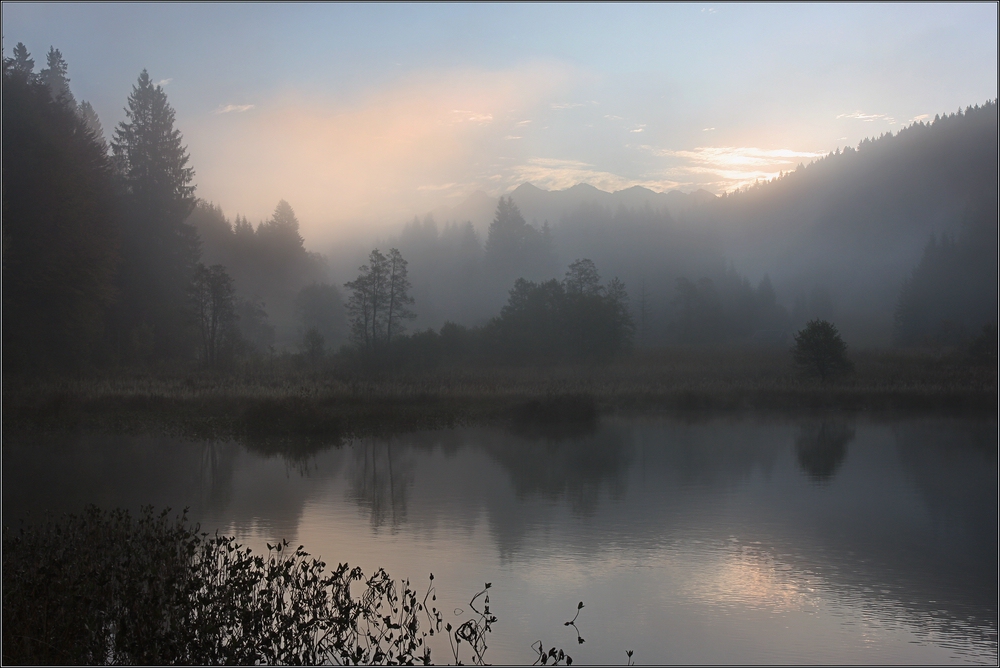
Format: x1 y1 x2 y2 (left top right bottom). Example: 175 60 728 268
4 348 994 443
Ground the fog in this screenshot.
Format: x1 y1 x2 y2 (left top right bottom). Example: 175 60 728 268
3 4 997 367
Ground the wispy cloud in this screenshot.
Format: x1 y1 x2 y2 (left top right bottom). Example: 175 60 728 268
657 146 826 167
155 78 173 87
450 110 494 124
646 145 828 191
515 119 532 126
504 135 523 140
702 127 716 132
907 113 930 124
836 111 896 124
551 100 597 110
215 104 255 114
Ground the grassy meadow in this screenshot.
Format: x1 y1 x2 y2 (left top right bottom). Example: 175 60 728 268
4 347 995 445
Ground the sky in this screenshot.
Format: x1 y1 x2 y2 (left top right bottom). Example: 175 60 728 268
4 3 997 244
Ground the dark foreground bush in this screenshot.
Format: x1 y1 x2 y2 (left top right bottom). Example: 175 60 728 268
2 506 513 665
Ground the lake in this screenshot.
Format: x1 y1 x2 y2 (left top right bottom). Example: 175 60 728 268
3 414 997 665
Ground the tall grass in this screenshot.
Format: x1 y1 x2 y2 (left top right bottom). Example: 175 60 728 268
4 347 994 443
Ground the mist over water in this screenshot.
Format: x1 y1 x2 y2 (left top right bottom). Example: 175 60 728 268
5 415 996 664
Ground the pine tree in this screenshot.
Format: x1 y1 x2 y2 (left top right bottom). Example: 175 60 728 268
76 100 107 149
39 46 75 107
110 69 199 361
10 42 35 80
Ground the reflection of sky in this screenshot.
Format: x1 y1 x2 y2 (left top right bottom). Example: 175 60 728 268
2 4 996 241
3 416 996 664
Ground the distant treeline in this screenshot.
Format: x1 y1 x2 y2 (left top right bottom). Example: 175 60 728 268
364 102 997 351
3 43 996 376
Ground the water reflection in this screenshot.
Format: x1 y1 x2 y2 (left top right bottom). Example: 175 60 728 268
795 420 854 482
481 423 632 515
349 439 415 529
3 415 996 664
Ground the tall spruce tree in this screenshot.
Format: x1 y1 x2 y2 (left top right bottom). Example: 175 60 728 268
76 100 107 149
39 46 75 107
111 69 199 361
10 42 35 80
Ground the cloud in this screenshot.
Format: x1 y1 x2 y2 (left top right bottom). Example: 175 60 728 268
214 104 255 114
450 110 494 124
515 119 532 126
647 145 828 191
551 100 598 110
907 113 930 124
702 127 716 132
836 111 896 124
155 78 173 87
658 146 825 167
504 135 523 140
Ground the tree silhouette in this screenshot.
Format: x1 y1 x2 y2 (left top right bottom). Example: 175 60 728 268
39 47 75 107
564 258 602 296
76 100 107 149
345 249 389 355
385 248 415 346
792 319 852 381
344 248 415 360
2 51 120 369
192 264 238 367
111 69 199 361
10 42 35 80
484 195 556 280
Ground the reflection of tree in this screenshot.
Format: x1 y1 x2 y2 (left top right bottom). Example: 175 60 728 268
483 424 632 516
199 440 238 509
795 421 854 482
348 439 415 529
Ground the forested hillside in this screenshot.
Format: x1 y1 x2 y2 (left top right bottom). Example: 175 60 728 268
699 101 998 345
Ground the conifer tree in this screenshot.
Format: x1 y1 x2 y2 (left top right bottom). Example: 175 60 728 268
110 69 199 361
39 46 75 107
76 100 107 148
2 53 119 369
10 42 35 80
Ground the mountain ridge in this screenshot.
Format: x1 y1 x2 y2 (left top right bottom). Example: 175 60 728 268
432 183 718 232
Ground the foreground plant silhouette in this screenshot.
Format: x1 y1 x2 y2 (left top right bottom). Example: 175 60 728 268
2 506 579 665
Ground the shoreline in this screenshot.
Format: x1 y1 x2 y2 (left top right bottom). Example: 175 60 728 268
4 349 995 442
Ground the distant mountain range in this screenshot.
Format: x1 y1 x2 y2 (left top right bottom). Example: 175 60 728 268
433 183 717 232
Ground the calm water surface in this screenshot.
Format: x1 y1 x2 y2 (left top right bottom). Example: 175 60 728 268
4 414 997 664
